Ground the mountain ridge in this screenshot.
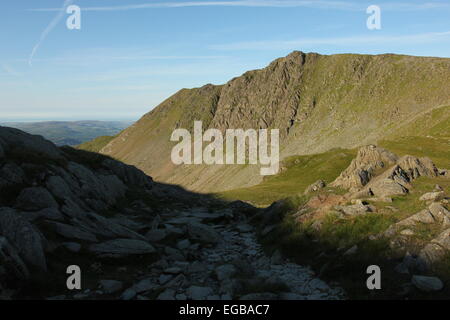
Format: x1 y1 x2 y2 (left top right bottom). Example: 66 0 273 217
96 51 450 192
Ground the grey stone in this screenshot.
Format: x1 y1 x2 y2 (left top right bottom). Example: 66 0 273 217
187 222 221 244
99 280 123 294
89 239 155 256
15 187 58 211
186 286 213 300
412 275 444 292
47 221 98 242
419 191 445 202
0 127 63 160
157 289 176 300
0 208 47 271
21 207 64 222
145 229 167 242
0 236 30 279
215 264 237 281
62 242 82 253
177 239 191 250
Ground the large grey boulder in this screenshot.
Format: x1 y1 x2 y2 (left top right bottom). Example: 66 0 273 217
20 207 65 222
0 236 30 279
0 127 63 160
88 239 155 255
420 191 445 202
412 275 444 292
99 280 123 294
102 158 153 189
0 208 47 271
419 228 450 267
335 203 374 216
46 221 98 242
186 286 213 300
46 176 73 201
0 163 25 186
73 212 146 241
187 222 221 244
15 187 58 211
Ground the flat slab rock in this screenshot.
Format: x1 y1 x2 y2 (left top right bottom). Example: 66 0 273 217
88 239 156 255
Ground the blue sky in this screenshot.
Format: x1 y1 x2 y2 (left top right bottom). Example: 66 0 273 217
1 0 450 121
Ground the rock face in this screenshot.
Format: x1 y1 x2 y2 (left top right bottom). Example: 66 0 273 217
0 208 47 272
332 146 439 200
331 145 398 191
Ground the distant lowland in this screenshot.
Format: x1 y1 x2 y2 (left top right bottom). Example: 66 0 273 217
0 120 133 146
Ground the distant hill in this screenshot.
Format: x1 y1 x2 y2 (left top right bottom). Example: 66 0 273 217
0 120 133 146
93 51 450 193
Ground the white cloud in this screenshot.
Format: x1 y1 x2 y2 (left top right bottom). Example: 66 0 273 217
28 0 73 67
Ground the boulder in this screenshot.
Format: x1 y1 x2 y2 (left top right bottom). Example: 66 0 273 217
412 275 444 292
46 176 73 201
46 221 98 242
102 158 153 189
0 163 25 185
187 222 221 244
15 187 58 211
186 286 213 300
21 208 64 222
215 264 237 281
62 242 81 253
419 191 445 202
0 236 30 279
369 178 408 197
304 180 326 194
145 229 167 242
88 239 156 256
0 208 47 271
335 203 374 216
0 127 63 160
99 280 123 294
419 228 450 267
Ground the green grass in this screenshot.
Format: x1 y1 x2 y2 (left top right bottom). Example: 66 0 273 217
380 136 450 169
217 148 356 206
77 135 116 153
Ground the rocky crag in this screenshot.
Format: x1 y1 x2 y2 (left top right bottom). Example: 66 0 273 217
259 145 449 297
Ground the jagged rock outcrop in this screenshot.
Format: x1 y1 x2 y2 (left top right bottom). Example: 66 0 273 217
331 145 398 191
331 146 439 199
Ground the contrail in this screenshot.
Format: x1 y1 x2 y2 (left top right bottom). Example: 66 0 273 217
28 0 74 67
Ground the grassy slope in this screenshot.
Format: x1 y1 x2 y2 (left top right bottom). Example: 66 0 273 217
77 135 116 153
218 149 356 206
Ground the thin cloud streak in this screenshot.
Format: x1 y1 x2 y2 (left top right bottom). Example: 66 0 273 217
28 0 73 67
210 31 450 51
29 0 450 12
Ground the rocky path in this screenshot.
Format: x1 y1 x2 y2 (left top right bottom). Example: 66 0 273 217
87 208 346 301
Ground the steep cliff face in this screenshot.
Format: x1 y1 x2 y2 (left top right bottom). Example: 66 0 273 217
98 51 450 192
